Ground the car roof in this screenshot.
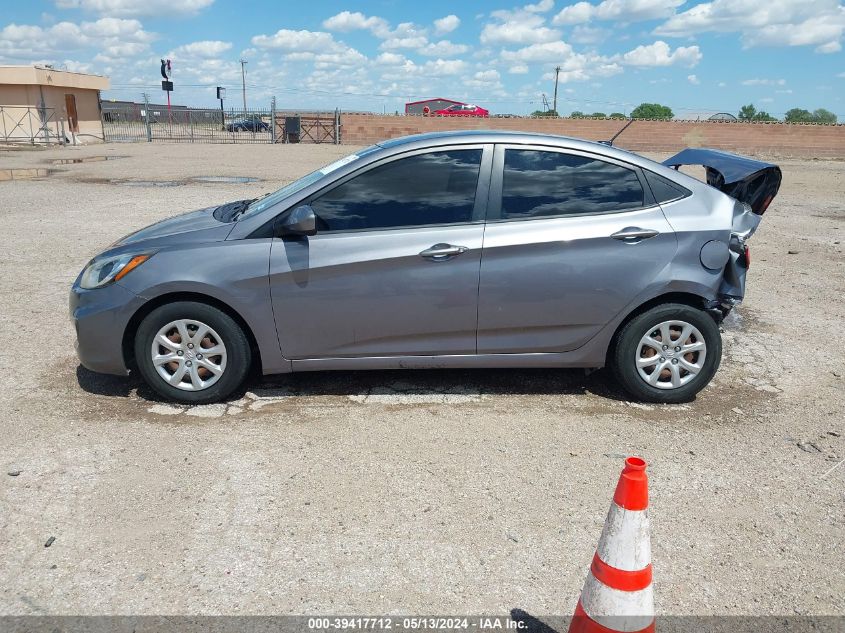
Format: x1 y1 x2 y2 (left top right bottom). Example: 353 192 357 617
376 130 652 166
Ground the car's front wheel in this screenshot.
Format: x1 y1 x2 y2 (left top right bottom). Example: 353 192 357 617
610 303 721 403
134 301 251 404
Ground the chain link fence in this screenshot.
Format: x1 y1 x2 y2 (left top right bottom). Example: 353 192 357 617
102 100 340 144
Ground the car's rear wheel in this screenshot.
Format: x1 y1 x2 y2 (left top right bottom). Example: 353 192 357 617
610 303 721 403
134 301 251 404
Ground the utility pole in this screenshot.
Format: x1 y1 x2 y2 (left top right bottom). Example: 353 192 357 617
552 66 561 115
239 58 248 112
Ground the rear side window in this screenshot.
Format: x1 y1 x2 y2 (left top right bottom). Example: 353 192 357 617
310 149 482 231
644 170 690 204
501 149 645 219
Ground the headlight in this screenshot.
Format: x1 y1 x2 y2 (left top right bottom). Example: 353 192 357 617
79 253 152 289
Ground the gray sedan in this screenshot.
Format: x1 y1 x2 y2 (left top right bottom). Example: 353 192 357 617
70 131 780 404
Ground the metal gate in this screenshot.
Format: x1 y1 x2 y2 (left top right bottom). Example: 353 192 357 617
0 106 66 144
273 111 340 144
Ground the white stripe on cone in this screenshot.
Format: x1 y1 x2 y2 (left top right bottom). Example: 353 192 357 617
596 502 651 572
579 573 654 632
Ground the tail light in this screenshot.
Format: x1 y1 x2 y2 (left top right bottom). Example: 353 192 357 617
744 244 751 268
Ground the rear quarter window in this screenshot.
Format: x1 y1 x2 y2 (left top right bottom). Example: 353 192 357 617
644 170 691 204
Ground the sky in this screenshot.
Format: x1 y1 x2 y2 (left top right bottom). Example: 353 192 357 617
1 0 843 120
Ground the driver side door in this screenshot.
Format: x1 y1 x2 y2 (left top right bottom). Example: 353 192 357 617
268 145 492 360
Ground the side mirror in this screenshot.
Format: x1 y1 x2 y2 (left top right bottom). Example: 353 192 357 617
276 204 317 237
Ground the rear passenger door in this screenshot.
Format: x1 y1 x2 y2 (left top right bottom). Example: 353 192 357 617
477 145 677 354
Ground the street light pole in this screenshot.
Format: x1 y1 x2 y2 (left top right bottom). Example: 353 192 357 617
552 66 561 115
239 59 248 112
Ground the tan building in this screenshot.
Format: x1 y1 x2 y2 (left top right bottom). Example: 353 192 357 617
0 65 110 144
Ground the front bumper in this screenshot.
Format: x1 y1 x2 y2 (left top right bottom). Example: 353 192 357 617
69 281 145 375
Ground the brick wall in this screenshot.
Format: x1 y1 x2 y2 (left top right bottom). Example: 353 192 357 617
340 114 845 158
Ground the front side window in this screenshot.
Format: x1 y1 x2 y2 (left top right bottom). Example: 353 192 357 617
501 149 645 220
310 149 482 232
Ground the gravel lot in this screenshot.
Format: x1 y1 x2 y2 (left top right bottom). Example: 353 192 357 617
0 141 843 617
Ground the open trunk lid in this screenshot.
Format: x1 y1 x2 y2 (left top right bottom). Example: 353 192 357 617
663 148 782 215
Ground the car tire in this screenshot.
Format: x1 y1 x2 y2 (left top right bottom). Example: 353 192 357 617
610 303 721 404
134 301 252 404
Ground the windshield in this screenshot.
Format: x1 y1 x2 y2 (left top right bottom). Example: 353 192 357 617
239 145 380 219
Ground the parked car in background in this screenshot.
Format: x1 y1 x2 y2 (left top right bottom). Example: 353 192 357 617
226 115 269 132
434 103 489 117
70 131 780 405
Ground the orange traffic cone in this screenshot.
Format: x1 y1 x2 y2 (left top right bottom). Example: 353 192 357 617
569 456 654 633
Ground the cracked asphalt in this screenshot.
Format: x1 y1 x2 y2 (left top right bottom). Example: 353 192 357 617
0 142 843 616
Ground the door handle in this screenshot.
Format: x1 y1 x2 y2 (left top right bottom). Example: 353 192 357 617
419 243 468 260
611 227 660 242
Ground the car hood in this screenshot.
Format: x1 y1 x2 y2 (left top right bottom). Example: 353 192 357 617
663 148 781 215
112 204 233 248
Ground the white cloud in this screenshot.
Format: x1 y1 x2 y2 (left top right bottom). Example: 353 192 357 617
481 2 562 44
686 74 699 84
619 40 702 67
741 78 786 86
815 41 842 53
571 25 610 44
525 0 555 11
553 0 683 25
501 40 574 62
251 29 342 53
502 41 623 83
416 40 470 57
55 0 212 17
553 2 594 25
0 17 154 62
381 36 429 50
374 52 406 65
422 59 468 76
322 11 391 38
433 14 460 35
655 0 845 53
474 69 501 82
173 40 231 58
62 59 93 73
509 63 530 74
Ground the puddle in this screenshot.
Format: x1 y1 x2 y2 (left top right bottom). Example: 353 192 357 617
114 180 183 187
191 176 259 183
50 155 126 165
0 168 53 181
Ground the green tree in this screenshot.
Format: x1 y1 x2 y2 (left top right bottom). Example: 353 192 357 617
754 111 778 122
739 104 778 122
738 104 757 121
630 103 674 119
531 109 559 117
785 108 837 123
813 108 837 124
609 112 627 119
785 108 813 123
590 112 607 118
570 110 586 117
